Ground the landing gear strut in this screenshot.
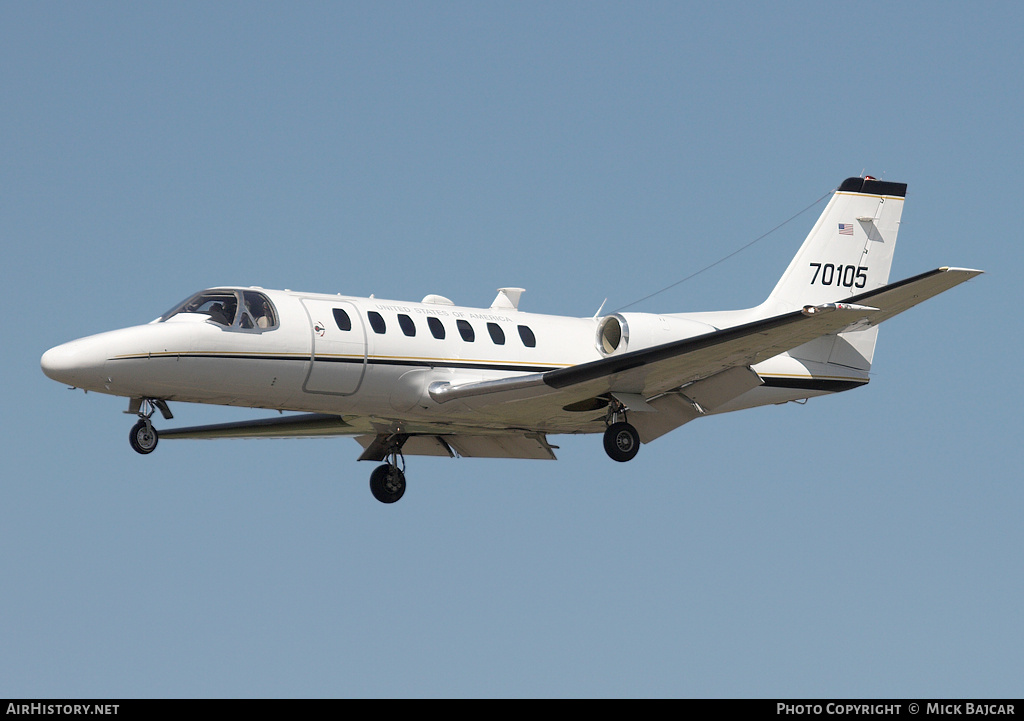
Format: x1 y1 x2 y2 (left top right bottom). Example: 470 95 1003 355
126 398 171 455
369 438 407 504
603 401 640 462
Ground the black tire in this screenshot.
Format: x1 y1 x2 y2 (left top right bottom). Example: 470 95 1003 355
129 420 158 455
369 464 406 504
604 422 640 462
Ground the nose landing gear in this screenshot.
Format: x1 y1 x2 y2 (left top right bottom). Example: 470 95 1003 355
130 419 158 454
126 398 172 455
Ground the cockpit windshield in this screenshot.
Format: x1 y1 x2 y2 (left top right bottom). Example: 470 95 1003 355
161 289 278 329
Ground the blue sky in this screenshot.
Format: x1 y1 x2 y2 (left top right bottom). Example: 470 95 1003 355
3 2 1020 698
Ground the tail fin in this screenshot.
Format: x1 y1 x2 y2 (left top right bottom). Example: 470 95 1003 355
765 176 906 311
763 176 908 371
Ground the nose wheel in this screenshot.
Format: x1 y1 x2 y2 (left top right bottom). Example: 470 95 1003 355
125 398 171 455
129 419 159 454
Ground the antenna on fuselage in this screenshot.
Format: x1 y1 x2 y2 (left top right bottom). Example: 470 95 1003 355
593 298 607 318
491 288 524 310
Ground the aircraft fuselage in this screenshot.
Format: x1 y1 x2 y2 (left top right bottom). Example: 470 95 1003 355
40 286 843 438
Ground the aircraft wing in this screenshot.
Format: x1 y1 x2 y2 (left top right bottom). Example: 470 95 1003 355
354 432 558 461
158 413 357 439
431 267 982 407
158 412 560 459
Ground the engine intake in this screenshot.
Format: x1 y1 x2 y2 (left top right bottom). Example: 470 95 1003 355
596 312 717 357
596 314 628 355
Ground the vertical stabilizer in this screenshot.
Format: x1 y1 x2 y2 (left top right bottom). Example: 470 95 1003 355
763 176 907 372
764 177 906 314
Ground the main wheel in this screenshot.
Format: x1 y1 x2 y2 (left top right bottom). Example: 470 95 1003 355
129 420 159 455
369 464 406 504
604 422 640 462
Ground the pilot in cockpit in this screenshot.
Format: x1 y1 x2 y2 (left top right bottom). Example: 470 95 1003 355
221 298 237 325
208 301 235 326
208 303 225 324
256 300 273 328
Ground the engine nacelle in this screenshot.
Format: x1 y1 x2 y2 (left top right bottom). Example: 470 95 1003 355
595 312 717 357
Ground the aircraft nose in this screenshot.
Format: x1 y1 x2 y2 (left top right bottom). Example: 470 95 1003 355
41 338 108 388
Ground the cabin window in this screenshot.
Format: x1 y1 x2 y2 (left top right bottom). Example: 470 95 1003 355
487 323 505 345
333 308 352 331
427 316 446 340
398 314 416 337
457 319 475 342
517 325 536 348
368 311 386 334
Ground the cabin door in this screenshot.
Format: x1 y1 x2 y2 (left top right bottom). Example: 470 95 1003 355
301 299 367 396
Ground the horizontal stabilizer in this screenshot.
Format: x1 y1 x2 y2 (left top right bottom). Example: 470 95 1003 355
837 267 982 326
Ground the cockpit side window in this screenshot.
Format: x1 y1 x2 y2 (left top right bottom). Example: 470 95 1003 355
190 293 237 326
243 291 277 329
161 290 278 331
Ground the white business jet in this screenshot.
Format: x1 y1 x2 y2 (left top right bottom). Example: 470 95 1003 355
41 177 981 503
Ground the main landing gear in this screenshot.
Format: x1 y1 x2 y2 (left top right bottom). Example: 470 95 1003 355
369 437 407 504
603 401 640 463
370 463 406 504
126 398 172 455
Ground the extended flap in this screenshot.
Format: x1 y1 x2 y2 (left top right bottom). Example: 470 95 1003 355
683 366 764 412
